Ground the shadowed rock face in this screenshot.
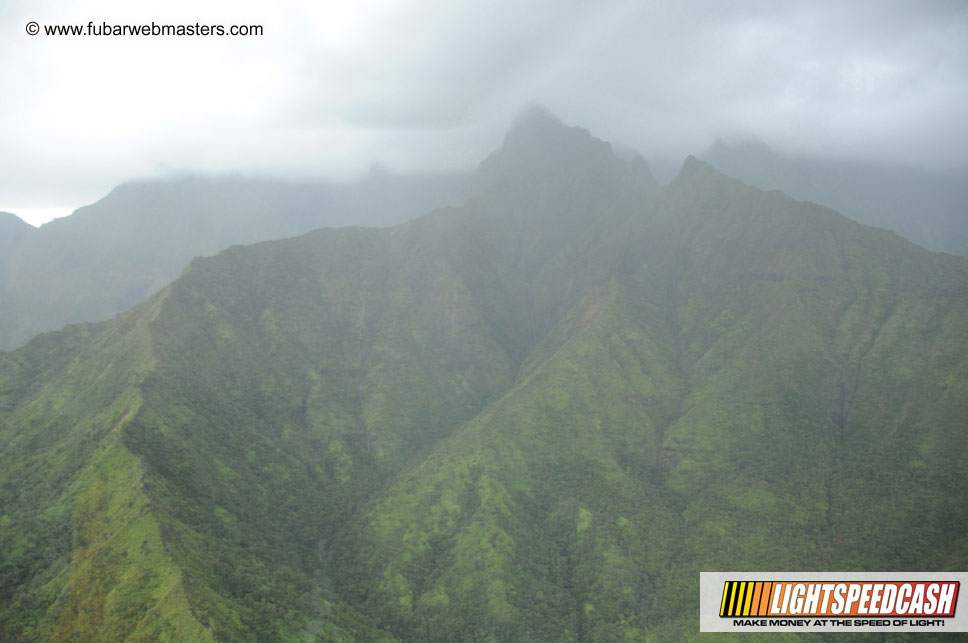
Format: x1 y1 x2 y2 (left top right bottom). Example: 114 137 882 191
1 115 966 642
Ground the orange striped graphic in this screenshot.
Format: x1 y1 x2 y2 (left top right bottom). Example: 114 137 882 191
721 581 776 616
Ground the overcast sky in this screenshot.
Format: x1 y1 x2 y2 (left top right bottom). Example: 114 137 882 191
2 0 966 226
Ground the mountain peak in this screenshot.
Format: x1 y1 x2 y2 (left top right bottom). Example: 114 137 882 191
0 211 34 249
496 105 600 159
672 155 721 183
473 108 656 202
1 211 32 228
504 104 567 139
3 111 968 642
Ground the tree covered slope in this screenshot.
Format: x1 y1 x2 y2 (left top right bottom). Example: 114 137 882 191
1 113 965 641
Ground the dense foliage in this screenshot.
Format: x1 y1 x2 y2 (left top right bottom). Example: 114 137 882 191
1 112 966 640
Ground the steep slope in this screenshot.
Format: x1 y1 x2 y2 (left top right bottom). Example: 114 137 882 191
0 114 658 640
0 213 34 348
443 106 658 360
0 216 509 641
701 139 968 256
1 119 966 641
0 293 214 641
0 212 32 256
0 171 468 350
336 159 968 640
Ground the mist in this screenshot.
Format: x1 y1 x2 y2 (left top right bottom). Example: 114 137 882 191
2 0 967 225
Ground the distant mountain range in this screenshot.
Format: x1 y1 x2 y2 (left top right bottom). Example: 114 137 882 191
3 122 965 355
1 109 965 641
0 171 468 350
701 139 968 256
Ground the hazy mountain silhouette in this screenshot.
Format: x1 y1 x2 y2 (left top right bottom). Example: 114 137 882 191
702 139 968 255
0 171 468 350
0 211 32 256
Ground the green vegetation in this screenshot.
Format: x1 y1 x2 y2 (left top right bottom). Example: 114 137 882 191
1 114 966 640
0 171 468 350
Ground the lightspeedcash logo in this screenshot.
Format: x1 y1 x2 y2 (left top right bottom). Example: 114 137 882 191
700 572 966 632
720 580 957 617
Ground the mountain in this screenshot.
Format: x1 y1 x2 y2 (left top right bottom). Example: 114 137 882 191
0 212 32 275
0 213 35 348
0 171 468 350
1 115 966 641
0 212 32 250
701 139 968 256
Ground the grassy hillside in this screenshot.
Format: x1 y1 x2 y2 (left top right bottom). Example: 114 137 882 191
1 117 965 641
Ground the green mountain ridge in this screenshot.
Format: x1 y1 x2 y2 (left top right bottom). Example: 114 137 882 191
1 116 966 641
0 171 468 351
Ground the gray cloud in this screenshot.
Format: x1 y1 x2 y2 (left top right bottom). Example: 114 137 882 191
2 0 966 225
